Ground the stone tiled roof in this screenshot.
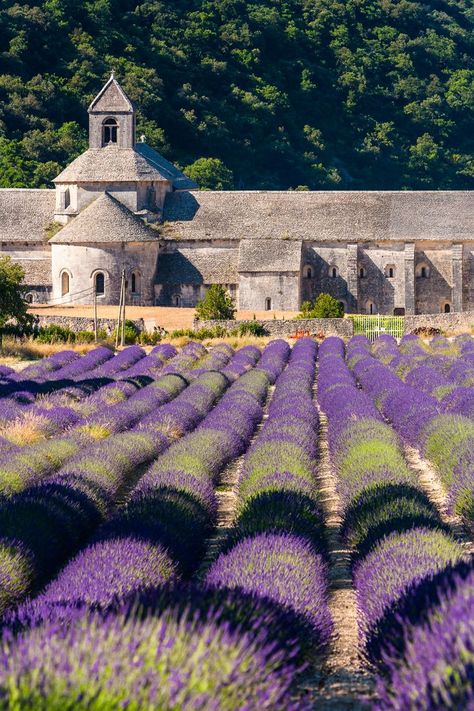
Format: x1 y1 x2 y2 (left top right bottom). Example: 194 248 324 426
239 239 302 272
163 190 474 242
54 146 170 183
50 193 158 244
14 258 52 286
0 189 55 243
156 247 238 284
135 143 197 190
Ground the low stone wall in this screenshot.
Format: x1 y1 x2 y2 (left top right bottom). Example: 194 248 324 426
33 314 145 334
194 313 474 339
404 311 474 334
193 318 353 338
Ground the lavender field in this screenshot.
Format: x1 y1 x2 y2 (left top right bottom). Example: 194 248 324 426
0 335 472 709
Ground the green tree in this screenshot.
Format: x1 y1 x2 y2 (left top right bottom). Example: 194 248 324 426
0 0 473 190
184 158 234 190
195 284 236 320
0 257 33 349
298 293 344 319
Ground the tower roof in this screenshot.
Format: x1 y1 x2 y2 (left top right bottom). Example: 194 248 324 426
53 145 171 183
88 73 134 114
53 144 196 189
49 192 158 244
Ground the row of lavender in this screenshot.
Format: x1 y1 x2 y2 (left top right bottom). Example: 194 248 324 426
352 334 474 525
0 340 335 709
0 344 265 613
318 336 473 709
204 337 332 682
0 341 230 432
0 343 239 496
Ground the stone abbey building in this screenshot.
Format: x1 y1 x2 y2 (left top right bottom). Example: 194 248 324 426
0 75 473 315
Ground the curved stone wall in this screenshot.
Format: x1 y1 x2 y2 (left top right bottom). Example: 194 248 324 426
51 242 159 306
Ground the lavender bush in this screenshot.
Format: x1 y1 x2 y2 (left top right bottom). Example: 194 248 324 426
374 562 474 710
0 603 309 710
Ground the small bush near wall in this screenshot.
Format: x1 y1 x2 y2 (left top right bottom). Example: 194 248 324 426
232 322 266 337
35 324 75 344
112 320 140 345
171 326 228 341
76 330 96 343
410 326 443 337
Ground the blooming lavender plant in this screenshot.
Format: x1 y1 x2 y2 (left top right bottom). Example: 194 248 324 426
374 563 474 710
4 604 310 710
48 346 114 380
206 532 332 650
353 527 466 644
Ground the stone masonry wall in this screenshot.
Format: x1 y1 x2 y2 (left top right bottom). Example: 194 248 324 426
195 313 474 338
405 311 474 333
34 314 145 334
194 318 353 338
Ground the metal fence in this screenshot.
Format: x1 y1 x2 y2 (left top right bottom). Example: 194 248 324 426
349 314 405 342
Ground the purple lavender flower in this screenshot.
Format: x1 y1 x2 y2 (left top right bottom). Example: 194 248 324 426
374 564 474 710
353 527 466 642
206 532 332 648
40 537 178 607
0 603 309 710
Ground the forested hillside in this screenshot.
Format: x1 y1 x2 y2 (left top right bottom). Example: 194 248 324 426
0 0 473 190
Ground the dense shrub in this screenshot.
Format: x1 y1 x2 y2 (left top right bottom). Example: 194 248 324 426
233 321 267 337
195 284 235 321
0 604 308 710
75 330 95 343
374 563 474 710
297 294 344 319
111 320 139 345
35 325 75 344
137 329 162 345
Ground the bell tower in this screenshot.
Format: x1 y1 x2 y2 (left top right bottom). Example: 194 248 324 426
88 73 135 149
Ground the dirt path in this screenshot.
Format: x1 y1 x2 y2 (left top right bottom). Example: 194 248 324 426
403 444 474 553
196 385 274 579
312 403 374 710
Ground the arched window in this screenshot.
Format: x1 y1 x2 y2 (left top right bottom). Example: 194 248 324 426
25 293 34 304
173 295 181 307
131 271 140 294
102 118 118 145
95 272 105 296
304 265 313 279
444 303 451 313
385 265 395 278
265 297 272 311
330 266 338 279
61 271 70 296
359 267 366 279
416 263 430 278
367 300 376 315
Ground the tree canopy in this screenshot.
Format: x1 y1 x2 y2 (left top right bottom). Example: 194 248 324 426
299 294 344 318
0 257 32 346
196 285 236 320
0 0 472 190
